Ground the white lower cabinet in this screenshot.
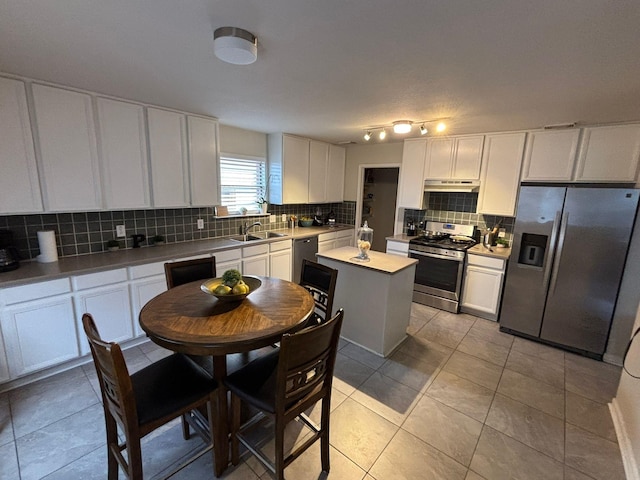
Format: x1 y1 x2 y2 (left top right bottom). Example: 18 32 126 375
318 229 354 252
1 278 77 378
213 249 242 276
242 244 269 276
461 254 507 321
269 240 292 281
386 240 409 257
0 328 9 383
72 269 132 355
129 261 167 337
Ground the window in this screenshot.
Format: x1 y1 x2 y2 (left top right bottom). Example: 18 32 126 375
219 154 267 214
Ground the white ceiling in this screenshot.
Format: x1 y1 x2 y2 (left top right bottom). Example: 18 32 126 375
1 0 639 144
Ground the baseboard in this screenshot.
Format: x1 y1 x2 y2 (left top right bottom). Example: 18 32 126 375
610 398 640 480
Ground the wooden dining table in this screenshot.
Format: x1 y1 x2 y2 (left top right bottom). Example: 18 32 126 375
139 275 315 477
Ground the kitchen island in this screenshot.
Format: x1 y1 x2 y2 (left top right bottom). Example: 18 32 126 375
317 247 417 357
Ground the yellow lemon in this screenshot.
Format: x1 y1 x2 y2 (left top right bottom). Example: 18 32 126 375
232 281 249 294
213 284 232 295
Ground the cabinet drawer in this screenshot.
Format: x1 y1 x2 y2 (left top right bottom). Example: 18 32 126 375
336 229 354 239
386 240 409 254
129 261 165 280
1 278 71 305
270 239 292 252
242 244 269 257
467 254 505 270
318 232 337 242
72 268 127 290
214 248 241 263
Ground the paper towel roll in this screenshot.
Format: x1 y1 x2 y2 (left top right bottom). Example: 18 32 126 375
37 230 59 263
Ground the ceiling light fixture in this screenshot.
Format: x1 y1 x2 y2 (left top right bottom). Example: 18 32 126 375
213 27 258 65
362 119 447 141
392 120 413 134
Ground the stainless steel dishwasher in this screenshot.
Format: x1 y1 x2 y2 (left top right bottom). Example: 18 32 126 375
293 236 318 283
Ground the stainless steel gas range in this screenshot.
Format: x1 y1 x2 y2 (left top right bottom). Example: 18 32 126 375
408 222 476 313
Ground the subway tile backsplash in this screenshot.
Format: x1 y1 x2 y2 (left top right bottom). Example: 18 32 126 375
0 202 356 261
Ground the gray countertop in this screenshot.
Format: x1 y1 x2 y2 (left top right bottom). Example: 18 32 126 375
468 244 512 260
0 225 354 288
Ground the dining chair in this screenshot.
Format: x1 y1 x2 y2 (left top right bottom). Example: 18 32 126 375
164 256 216 289
82 313 220 480
224 308 344 480
299 259 338 327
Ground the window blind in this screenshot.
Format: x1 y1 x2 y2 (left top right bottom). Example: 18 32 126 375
219 155 266 214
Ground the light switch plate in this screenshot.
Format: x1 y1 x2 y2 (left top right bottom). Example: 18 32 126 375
197 219 204 230
116 225 126 238
269 215 276 223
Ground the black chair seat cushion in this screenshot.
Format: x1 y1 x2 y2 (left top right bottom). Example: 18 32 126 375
225 349 280 414
131 354 217 427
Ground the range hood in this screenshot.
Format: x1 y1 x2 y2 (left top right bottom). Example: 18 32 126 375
424 180 480 193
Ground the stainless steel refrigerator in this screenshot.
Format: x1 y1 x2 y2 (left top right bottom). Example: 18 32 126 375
500 186 639 359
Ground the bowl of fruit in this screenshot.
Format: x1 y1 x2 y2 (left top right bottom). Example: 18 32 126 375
201 269 262 302
299 216 314 227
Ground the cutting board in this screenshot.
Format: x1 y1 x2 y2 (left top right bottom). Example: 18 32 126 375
215 206 228 217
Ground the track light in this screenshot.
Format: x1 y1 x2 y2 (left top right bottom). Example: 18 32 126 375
436 122 446 132
420 124 428 135
392 120 412 134
379 129 386 140
364 131 371 141
361 119 447 142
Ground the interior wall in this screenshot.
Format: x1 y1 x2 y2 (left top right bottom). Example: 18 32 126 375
344 143 403 201
219 124 267 157
363 168 399 252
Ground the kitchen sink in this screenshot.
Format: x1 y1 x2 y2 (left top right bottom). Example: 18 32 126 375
229 232 288 242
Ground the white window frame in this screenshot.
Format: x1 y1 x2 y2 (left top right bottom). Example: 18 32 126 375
219 153 267 214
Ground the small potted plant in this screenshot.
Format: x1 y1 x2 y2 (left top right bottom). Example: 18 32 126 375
495 238 509 248
151 234 165 246
106 239 120 252
256 196 268 214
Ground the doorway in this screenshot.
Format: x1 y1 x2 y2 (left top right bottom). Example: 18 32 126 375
357 166 399 252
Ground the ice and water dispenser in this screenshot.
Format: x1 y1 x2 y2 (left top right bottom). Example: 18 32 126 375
518 233 546 267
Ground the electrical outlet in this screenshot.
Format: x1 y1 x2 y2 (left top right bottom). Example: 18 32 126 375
116 225 126 238
269 214 276 223
197 219 204 230
281 214 287 222
498 228 506 238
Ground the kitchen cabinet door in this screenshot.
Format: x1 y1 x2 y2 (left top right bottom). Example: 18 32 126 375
188 115 220 206
75 284 133 355
96 97 150 209
326 144 345 202
242 244 269 276
477 132 526 217
397 139 426 209
130 276 167 337
575 124 640 183
0 328 9 383
0 77 43 214
386 240 409 257
147 107 190 207
521 129 580 182
32 84 102 211
308 140 329 203
268 133 310 205
270 249 292 281
424 138 454 179
461 265 504 318
1 295 78 378
452 136 484 180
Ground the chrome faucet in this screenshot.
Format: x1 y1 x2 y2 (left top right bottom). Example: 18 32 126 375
243 221 262 235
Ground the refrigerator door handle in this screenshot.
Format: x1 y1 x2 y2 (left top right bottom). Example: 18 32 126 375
542 210 562 290
549 212 569 296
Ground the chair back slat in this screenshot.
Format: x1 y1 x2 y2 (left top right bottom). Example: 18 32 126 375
299 260 337 324
82 314 138 432
165 257 217 289
277 309 343 410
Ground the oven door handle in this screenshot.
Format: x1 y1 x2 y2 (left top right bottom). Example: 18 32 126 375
409 250 464 262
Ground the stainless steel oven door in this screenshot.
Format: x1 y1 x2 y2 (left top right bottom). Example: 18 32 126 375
409 249 465 311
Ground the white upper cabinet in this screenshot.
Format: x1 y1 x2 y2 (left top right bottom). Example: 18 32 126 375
32 84 102 211
96 97 150 209
397 138 426 209
308 140 329 203
147 107 190 207
574 124 640 183
326 144 345 202
424 135 484 180
268 133 310 204
521 129 581 182
187 115 220 206
477 132 526 217
0 77 42 214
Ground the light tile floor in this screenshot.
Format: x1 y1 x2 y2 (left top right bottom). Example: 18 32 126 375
0 303 627 479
